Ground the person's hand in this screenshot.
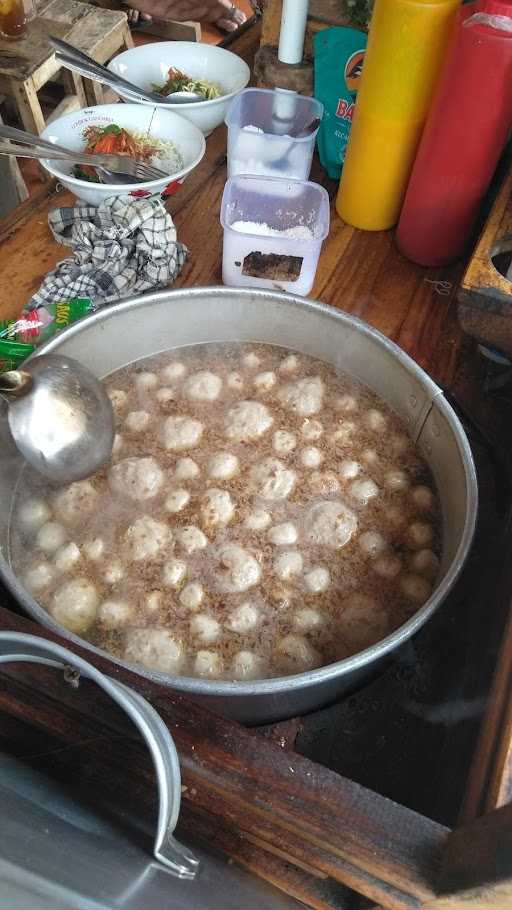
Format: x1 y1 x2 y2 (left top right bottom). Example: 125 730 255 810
128 0 247 32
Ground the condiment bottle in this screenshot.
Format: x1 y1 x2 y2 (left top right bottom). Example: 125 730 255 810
396 0 512 267
336 0 460 231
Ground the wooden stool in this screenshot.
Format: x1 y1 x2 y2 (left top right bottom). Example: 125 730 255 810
0 0 133 135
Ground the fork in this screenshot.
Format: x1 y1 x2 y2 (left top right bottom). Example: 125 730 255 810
0 125 168 183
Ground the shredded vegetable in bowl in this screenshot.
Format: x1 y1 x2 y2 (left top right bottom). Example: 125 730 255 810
72 123 184 184
153 66 222 101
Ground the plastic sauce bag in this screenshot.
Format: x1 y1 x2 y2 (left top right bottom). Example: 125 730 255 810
0 297 94 372
314 27 367 180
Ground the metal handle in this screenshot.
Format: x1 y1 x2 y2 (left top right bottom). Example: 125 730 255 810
0 631 199 880
0 141 133 171
51 37 161 104
0 370 32 399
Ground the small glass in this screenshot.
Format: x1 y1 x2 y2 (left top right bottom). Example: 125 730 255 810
0 0 33 39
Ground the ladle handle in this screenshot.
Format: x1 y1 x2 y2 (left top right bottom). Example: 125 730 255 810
0 370 33 398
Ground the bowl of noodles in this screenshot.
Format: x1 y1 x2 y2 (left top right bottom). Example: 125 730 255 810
39 103 206 206
107 41 251 136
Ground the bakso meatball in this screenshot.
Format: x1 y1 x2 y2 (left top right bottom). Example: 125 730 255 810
53 480 98 526
278 376 324 416
109 456 164 502
125 629 185 674
50 578 99 634
225 400 273 441
305 500 358 549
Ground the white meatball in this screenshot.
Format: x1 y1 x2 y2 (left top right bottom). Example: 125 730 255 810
227 371 244 391
194 650 222 678
341 593 389 651
109 457 164 502
254 371 276 393
334 393 358 413
125 410 151 433
300 447 323 469
103 562 124 585
54 542 81 573
362 449 379 467
274 550 303 581
156 387 176 406
229 602 260 632
279 354 300 374
365 409 387 431
304 566 330 594
390 433 410 456
125 628 184 674
135 371 158 394
350 478 379 505
145 591 163 613
331 422 356 446
98 599 133 628
24 560 54 593
53 480 98 526
225 400 273 442
373 555 402 579
179 582 204 610
177 525 208 554
36 522 67 554
51 579 99 634
125 516 170 562
305 501 358 549
215 544 261 593
407 521 433 549
201 489 235 529
249 458 296 501
18 498 52 532
387 506 408 529
231 651 265 680
242 352 261 369
294 608 324 631
411 549 439 579
165 488 190 513
163 558 187 588
108 389 128 414
190 613 221 643
339 460 361 481
278 376 324 416
208 452 239 480
161 362 186 382
401 574 432 603
358 531 387 557
244 509 271 531
273 430 297 455
162 415 203 451
268 522 298 546
184 370 222 401
301 419 323 440
175 457 200 481
311 470 341 497
412 485 434 511
84 538 104 561
277 634 320 670
385 470 409 492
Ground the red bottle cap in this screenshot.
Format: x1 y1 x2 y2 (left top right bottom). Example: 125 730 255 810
477 0 512 17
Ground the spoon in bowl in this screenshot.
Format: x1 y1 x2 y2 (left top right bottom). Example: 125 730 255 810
0 354 115 484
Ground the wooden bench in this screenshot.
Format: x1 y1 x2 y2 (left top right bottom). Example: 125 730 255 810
0 0 133 134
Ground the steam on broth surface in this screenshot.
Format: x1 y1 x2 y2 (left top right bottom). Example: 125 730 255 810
11 343 442 681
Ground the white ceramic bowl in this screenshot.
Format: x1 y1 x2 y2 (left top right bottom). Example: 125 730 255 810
40 103 206 206
108 41 250 136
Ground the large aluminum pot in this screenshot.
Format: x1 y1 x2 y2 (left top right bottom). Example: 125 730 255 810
0 288 478 724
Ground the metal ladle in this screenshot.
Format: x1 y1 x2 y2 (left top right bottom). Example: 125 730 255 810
0 354 115 485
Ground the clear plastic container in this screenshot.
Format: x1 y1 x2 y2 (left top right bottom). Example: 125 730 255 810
225 88 323 181
220 174 330 296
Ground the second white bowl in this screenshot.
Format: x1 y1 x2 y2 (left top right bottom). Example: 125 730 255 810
108 41 250 136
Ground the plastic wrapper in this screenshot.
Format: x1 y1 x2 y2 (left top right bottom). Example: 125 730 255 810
0 298 94 372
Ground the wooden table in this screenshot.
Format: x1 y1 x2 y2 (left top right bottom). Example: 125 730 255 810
2 21 512 910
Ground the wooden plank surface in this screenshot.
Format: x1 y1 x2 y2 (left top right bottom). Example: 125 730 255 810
0 605 448 910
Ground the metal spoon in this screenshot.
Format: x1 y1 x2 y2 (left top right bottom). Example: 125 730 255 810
272 117 322 169
0 354 114 484
49 37 204 105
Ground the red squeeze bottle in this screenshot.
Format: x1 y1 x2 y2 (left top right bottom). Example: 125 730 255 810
396 0 512 267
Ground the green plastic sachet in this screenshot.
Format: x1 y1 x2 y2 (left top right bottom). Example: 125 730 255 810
0 298 94 372
313 26 367 180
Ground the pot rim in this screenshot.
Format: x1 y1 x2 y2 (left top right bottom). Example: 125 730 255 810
1 287 478 698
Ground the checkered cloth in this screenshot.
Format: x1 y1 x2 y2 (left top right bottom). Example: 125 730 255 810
27 196 188 310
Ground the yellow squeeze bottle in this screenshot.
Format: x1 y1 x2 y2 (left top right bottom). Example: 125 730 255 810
336 0 460 231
